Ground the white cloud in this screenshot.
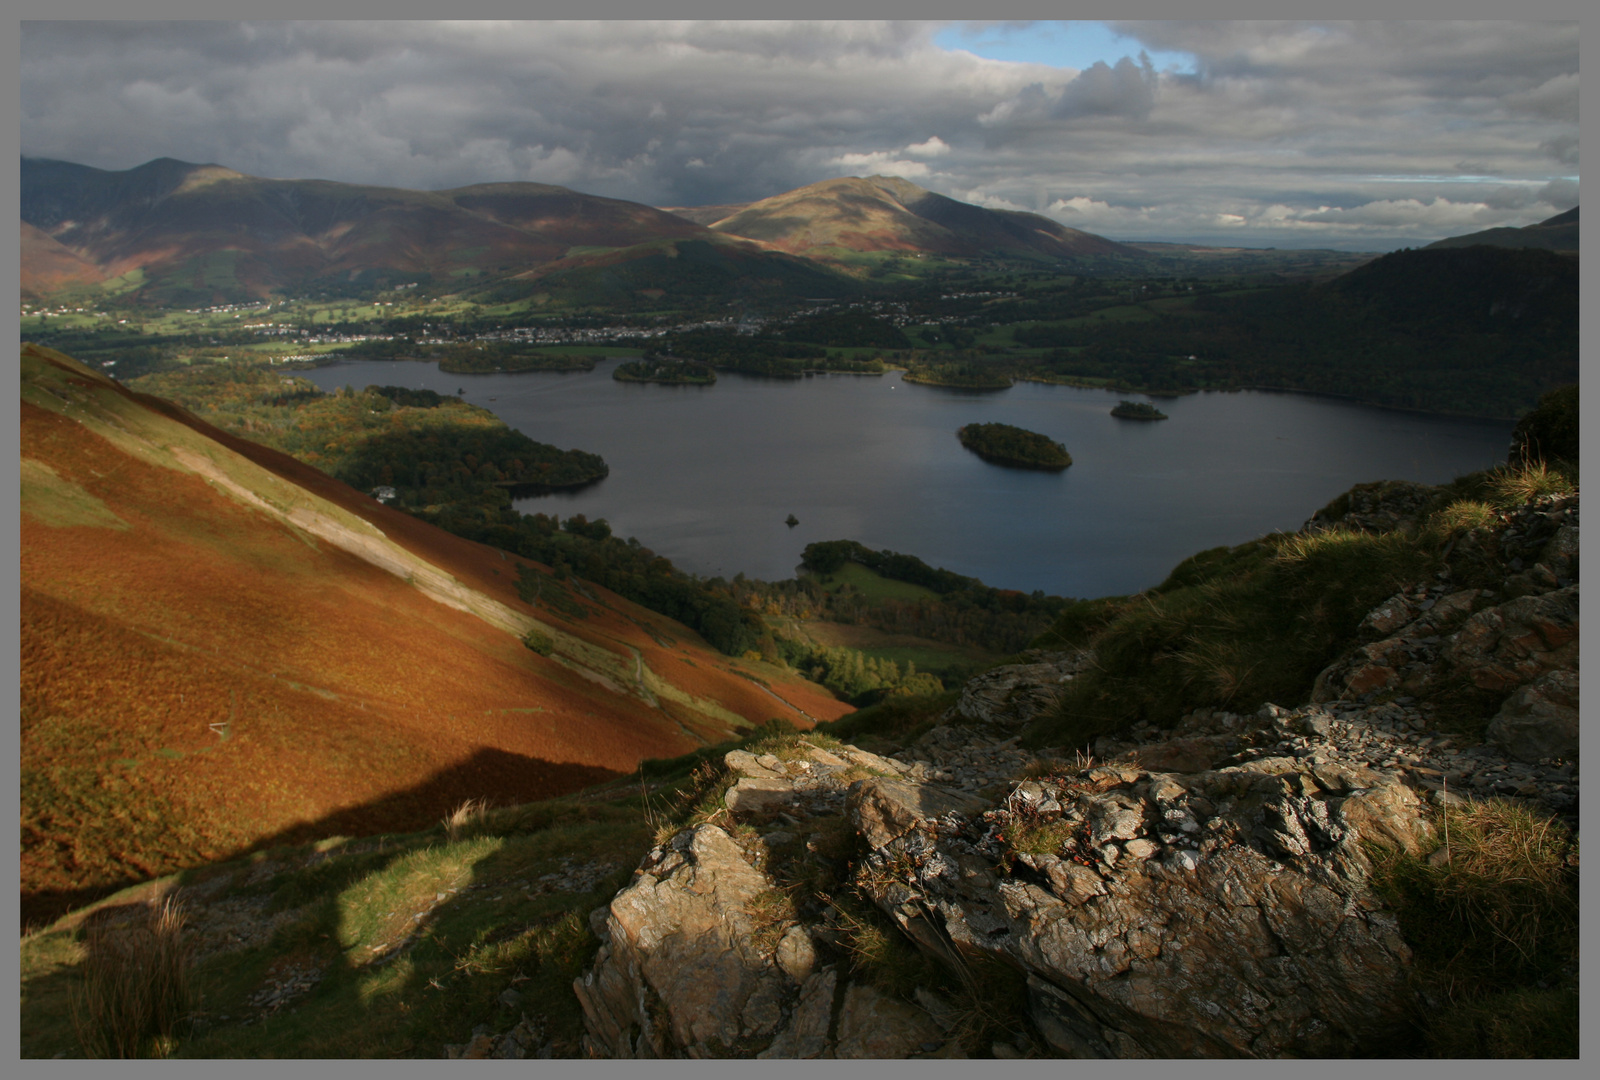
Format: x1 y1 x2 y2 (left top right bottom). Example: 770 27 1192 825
905 136 950 157
828 151 931 178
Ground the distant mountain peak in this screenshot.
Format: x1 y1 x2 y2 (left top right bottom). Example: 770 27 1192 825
707 174 1147 265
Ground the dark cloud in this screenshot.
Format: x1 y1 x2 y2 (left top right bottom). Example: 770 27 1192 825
1052 55 1157 121
1540 136 1580 166
1538 178 1580 209
19 20 1580 248
1482 186 1537 211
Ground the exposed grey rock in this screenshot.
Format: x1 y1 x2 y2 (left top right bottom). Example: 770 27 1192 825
724 750 783 779
774 925 816 983
1487 668 1580 763
834 982 947 1058
756 967 836 1059
946 651 1090 727
724 778 799 816
845 777 989 850
574 824 791 1058
1303 479 1440 535
847 752 1432 1058
1444 585 1579 693
570 493 1580 1059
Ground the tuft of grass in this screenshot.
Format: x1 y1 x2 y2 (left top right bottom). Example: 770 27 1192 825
1372 800 1578 985
748 888 800 955
829 895 942 1000
936 946 1033 1057
1484 461 1575 508
1428 498 1498 535
1369 799 1579 1058
1018 757 1068 780
70 897 194 1058
441 798 490 845
1003 817 1079 859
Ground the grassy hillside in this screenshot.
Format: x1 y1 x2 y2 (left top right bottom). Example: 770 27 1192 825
20 343 850 928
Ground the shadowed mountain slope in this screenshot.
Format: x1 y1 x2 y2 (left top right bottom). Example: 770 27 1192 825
705 175 1149 265
20 343 849 926
1426 206 1579 252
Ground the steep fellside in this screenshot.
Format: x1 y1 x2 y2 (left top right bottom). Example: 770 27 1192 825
20 343 848 927
707 175 1148 265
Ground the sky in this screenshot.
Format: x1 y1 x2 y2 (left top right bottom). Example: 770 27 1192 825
19 19 1580 250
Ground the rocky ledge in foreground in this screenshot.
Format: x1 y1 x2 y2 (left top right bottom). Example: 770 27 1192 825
572 488 1579 1059
572 697 1465 1058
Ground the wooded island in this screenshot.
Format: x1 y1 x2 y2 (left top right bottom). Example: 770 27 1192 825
1111 400 1168 420
956 422 1072 470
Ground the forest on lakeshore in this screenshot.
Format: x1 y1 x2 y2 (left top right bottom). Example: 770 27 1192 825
129 367 609 501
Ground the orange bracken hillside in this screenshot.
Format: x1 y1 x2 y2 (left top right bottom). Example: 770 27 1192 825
20 344 849 927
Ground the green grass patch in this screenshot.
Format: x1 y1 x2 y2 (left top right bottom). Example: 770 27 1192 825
19 785 664 1059
1369 799 1579 1058
791 621 997 682
1024 522 1446 748
810 562 940 604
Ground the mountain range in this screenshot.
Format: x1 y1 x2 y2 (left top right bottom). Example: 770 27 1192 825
21 157 1146 306
21 156 719 305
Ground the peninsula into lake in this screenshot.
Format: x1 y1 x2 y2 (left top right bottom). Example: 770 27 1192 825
957 421 1072 471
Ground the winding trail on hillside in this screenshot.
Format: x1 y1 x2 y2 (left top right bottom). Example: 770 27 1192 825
734 671 821 726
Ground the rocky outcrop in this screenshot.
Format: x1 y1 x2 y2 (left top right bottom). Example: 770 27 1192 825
1487 669 1580 763
845 706 1435 1058
573 740 970 1059
572 697 1476 1058
1311 492 1579 765
946 650 1092 728
574 823 799 1058
1303 479 1441 535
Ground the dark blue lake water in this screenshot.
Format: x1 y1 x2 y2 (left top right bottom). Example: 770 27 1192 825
303 359 1512 599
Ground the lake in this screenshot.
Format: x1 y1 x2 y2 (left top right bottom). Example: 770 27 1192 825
302 359 1513 599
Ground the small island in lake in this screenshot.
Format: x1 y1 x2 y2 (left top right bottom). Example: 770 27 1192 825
1111 400 1169 421
957 422 1072 470
614 359 717 385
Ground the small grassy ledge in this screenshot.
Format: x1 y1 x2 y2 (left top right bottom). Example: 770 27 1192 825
957 422 1072 471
